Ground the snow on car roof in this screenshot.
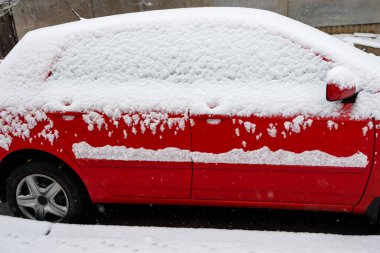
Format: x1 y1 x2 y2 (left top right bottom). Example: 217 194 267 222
0 7 380 118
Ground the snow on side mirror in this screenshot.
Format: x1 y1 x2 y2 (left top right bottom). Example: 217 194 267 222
326 66 358 102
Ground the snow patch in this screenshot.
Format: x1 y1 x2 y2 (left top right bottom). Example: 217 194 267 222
73 142 191 162
327 120 339 130
243 121 256 134
87 111 188 136
362 126 369 136
37 119 59 145
0 108 58 150
83 112 107 131
284 116 312 134
267 124 277 138
335 33 380 49
73 142 368 168
327 66 358 89
363 121 374 136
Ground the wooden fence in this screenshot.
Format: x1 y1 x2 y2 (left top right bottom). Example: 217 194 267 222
0 12 17 58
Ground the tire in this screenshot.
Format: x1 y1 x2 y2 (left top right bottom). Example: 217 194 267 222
6 160 91 223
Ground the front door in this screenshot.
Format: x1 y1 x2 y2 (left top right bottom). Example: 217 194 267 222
191 103 374 205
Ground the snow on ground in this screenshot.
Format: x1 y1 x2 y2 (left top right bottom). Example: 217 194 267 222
0 215 379 253
335 33 380 49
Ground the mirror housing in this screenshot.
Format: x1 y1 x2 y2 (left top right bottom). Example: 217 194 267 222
326 83 356 102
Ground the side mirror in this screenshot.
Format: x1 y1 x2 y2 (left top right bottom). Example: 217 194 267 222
326 66 358 102
326 82 356 102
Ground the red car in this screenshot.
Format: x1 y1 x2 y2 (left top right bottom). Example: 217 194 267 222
1 8 380 223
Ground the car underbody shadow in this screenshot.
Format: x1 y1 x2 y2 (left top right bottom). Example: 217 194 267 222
92 204 380 235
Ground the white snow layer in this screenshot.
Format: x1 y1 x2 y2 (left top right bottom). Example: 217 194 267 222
1 8 380 118
0 215 380 253
0 108 58 150
335 33 380 49
327 66 358 89
73 142 368 168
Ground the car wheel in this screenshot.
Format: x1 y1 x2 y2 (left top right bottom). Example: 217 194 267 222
6 161 90 223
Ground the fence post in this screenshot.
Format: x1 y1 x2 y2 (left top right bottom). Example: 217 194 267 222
0 11 18 58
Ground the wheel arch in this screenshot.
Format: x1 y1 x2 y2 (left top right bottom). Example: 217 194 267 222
0 148 90 203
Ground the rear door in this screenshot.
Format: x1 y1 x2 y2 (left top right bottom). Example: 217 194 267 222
53 111 192 199
190 103 374 205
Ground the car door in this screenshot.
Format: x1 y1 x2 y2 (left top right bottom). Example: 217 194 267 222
53 111 192 199
190 103 374 205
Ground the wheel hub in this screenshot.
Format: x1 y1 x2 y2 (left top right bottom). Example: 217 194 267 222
37 196 48 206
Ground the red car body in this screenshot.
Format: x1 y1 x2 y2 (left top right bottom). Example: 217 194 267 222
0 104 379 221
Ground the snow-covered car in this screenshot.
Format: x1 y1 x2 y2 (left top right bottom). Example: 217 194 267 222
1 8 380 223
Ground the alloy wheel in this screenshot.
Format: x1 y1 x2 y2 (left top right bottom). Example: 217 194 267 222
15 174 69 222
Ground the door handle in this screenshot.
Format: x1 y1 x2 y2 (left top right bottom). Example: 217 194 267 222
207 119 222 125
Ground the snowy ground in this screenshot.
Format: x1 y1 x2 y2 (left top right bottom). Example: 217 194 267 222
1 203 380 252
335 33 380 49
0 214 379 253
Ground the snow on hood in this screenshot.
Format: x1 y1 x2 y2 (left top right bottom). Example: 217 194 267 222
0 7 380 118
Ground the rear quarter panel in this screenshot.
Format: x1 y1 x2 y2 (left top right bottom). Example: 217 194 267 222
0 109 112 202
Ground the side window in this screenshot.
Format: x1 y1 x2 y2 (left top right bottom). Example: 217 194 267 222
48 20 336 118
50 22 332 88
